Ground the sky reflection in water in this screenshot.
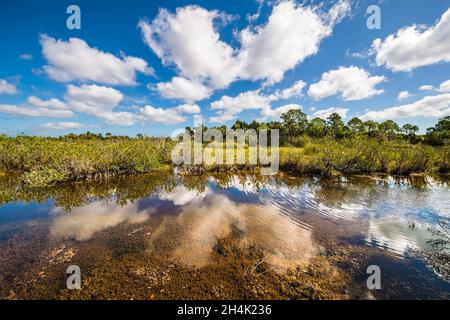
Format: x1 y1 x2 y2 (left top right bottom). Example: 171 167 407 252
1 173 449 264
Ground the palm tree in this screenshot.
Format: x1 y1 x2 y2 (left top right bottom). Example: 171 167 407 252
402 124 419 143
347 117 365 135
364 120 379 138
307 118 327 138
281 109 308 142
379 120 400 141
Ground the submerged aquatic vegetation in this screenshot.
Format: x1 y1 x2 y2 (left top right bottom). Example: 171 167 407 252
0 171 449 299
418 213 450 282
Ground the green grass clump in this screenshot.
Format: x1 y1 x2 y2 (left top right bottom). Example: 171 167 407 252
280 137 449 177
0 135 173 187
0 134 447 187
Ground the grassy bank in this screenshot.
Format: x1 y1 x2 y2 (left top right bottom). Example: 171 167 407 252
0 135 173 188
0 135 448 187
177 138 449 177
279 137 449 176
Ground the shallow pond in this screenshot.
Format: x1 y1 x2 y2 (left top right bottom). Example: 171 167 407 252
0 171 449 299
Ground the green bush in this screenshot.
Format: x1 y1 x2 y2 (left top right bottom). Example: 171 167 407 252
0 134 446 187
280 138 447 176
0 136 172 187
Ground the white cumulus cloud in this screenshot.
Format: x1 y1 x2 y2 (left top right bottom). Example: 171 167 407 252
0 104 74 118
397 91 412 101
275 80 306 99
0 95 73 118
41 35 153 85
139 6 238 89
260 103 303 121
308 66 386 101
209 90 275 123
372 8 450 72
238 0 350 84
312 107 349 119
419 85 434 91
209 82 310 123
39 122 86 131
27 96 68 109
139 1 350 93
175 103 201 114
138 105 186 124
0 79 17 95
439 79 450 93
361 94 450 121
64 84 185 126
154 77 212 103
0 82 198 126
65 84 124 115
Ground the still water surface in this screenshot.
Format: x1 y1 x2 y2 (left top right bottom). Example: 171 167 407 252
0 171 449 299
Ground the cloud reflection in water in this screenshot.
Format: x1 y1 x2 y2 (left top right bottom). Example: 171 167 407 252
50 200 153 241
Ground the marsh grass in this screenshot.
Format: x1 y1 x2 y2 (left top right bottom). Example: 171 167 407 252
0 135 447 187
0 136 173 188
280 138 449 177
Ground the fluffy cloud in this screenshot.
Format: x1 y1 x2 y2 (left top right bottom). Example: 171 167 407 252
0 104 73 118
275 80 306 99
0 95 73 118
397 91 412 101
372 8 450 72
65 84 124 115
138 105 186 124
312 107 349 119
439 79 450 93
0 79 17 95
175 103 201 114
260 103 302 121
64 84 139 126
208 112 238 124
64 84 189 125
139 6 238 89
0 82 198 126
209 82 310 123
308 66 386 101
27 96 68 109
39 122 85 131
41 35 153 85
419 85 434 91
209 90 275 123
211 90 272 113
50 200 152 241
99 111 138 126
155 77 212 102
361 94 450 121
417 80 450 93
139 1 350 93
238 0 350 84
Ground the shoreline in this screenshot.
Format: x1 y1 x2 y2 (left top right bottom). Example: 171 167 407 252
1 164 448 190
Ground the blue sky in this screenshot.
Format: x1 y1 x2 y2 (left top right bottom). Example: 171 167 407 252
1 0 450 136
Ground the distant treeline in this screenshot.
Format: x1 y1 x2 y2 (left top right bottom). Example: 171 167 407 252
0 113 448 188
3 112 447 147
185 112 449 147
